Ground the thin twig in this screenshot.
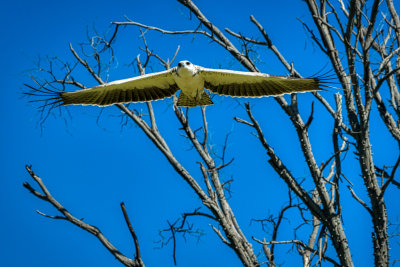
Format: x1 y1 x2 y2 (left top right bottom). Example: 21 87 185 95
347 185 373 215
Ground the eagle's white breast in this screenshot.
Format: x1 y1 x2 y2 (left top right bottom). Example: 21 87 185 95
173 61 204 98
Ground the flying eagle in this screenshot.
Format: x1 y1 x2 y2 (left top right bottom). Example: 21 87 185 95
30 60 324 107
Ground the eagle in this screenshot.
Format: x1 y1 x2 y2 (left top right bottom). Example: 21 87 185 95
32 60 324 107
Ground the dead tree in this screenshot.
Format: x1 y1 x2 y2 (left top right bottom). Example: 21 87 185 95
24 0 399 266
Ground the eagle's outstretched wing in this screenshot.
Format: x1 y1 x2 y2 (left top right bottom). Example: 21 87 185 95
60 69 178 106
199 68 322 97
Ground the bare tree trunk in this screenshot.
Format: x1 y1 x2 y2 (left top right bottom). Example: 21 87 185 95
357 130 389 266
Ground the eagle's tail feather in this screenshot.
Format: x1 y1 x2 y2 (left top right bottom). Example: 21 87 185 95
177 91 213 107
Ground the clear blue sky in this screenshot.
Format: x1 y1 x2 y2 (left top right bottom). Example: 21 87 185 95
1 0 399 266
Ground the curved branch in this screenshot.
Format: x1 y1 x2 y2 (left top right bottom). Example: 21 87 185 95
112 17 226 47
23 165 143 267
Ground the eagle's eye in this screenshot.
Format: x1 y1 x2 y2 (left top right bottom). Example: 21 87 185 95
185 62 190 65
178 62 182 67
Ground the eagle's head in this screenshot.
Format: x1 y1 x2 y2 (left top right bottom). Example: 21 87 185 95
176 60 196 77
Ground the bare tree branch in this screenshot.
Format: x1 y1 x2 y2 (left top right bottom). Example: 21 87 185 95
252 237 340 266
23 165 143 267
120 202 142 263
